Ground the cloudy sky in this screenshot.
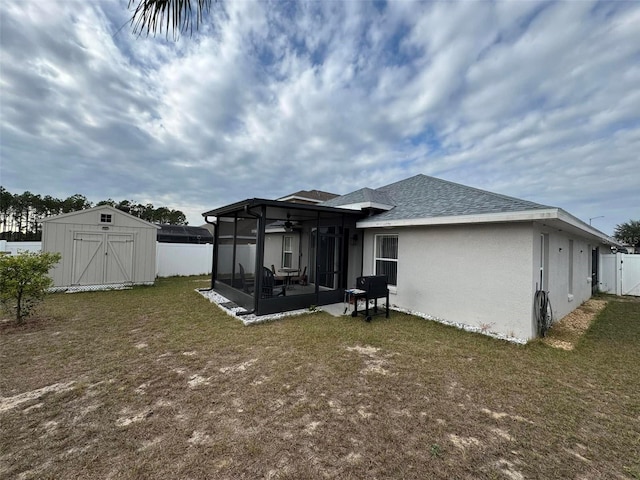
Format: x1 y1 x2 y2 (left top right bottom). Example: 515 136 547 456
1 0 638 235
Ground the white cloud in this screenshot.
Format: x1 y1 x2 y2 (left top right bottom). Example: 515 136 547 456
1 0 638 235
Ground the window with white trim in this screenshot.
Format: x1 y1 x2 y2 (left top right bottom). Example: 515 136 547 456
282 235 293 268
375 234 398 287
100 213 112 223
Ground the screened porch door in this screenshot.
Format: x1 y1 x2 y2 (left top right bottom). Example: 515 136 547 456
310 226 348 304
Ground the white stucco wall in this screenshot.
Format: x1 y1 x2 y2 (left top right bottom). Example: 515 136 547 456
263 232 301 271
532 223 596 322
362 223 536 340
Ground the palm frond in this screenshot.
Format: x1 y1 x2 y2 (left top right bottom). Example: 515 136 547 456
128 0 213 39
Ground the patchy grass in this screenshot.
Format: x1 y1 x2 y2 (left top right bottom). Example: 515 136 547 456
543 298 608 350
1 276 639 479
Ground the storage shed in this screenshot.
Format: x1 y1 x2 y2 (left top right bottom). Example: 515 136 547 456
42 205 158 289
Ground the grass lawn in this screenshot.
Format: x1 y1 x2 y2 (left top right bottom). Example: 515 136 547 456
1 276 639 479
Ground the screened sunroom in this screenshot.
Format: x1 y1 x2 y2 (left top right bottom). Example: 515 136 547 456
202 199 364 315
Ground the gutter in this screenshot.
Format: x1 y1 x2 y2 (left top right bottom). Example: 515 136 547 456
199 214 218 291
356 208 616 245
356 208 561 228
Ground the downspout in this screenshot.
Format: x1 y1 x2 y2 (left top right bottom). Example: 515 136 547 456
360 228 365 277
237 204 264 316
314 211 320 297
199 215 218 291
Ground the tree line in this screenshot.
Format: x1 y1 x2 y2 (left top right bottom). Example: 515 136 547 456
0 187 187 241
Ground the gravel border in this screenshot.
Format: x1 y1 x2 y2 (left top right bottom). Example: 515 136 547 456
197 289 316 325
390 305 527 344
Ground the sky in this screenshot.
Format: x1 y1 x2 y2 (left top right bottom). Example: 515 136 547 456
1 0 639 236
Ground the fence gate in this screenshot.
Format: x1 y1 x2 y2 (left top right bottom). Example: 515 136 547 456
72 232 134 286
599 253 640 296
621 254 640 296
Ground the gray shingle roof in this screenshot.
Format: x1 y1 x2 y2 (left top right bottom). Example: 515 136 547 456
321 174 552 222
321 187 394 207
278 189 338 202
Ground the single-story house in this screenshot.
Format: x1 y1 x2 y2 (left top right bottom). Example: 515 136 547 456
202 174 617 341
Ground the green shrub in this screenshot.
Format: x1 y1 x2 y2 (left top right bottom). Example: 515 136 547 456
0 251 61 323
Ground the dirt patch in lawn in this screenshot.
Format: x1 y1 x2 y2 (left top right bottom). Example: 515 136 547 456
0 315 52 334
1 276 638 480
544 298 608 350
0 382 76 413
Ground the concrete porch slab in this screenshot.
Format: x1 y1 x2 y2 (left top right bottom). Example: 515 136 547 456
320 302 350 317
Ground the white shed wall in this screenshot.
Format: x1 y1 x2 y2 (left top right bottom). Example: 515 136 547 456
42 207 157 288
362 223 536 340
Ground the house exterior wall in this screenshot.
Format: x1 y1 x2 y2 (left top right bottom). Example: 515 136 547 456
263 232 301 271
359 221 603 341
531 223 597 321
346 230 363 289
42 207 156 287
361 223 536 340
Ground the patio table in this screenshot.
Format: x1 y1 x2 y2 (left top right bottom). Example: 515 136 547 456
278 267 300 289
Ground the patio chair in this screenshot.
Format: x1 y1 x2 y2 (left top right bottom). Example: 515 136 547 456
292 266 307 286
238 263 254 294
262 267 286 298
270 265 285 286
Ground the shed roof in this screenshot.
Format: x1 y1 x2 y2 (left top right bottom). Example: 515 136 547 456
40 205 159 229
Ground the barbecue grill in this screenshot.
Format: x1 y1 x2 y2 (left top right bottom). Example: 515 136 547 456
347 275 390 322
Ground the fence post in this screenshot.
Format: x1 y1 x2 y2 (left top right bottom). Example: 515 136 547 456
156 241 160 277
616 252 623 296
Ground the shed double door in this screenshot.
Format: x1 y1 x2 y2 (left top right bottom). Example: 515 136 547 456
72 232 134 285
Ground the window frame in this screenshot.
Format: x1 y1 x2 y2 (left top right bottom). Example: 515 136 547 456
100 213 113 224
282 235 293 268
374 234 398 290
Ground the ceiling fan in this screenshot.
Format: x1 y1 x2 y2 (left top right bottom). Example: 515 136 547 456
284 213 294 231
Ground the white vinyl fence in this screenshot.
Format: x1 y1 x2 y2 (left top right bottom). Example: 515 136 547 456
217 244 257 277
599 253 640 296
0 240 42 255
1 241 213 278
155 243 212 277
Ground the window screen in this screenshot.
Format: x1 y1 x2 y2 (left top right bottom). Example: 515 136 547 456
375 234 398 286
282 235 293 268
